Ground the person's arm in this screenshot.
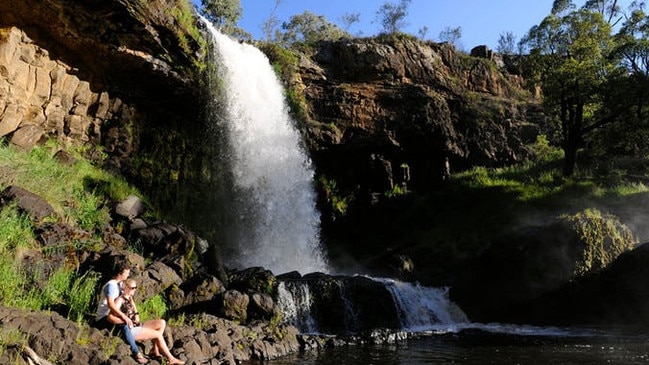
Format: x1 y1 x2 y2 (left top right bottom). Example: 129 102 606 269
129 298 141 326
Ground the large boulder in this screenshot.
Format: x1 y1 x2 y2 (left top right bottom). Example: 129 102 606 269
450 209 636 324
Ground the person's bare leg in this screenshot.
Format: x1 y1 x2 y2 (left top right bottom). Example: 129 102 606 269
144 318 166 332
135 327 183 364
152 337 184 364
142 319 166 356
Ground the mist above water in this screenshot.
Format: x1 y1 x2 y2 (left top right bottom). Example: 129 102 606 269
202 19 328 275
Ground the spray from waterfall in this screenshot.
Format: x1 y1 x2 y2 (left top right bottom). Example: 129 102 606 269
200 18 328 275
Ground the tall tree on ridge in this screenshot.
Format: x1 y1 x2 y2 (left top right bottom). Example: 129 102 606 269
200 0 242 34
523 1 616 176
376 0 412 34
262 0 282 42
280 11 349 46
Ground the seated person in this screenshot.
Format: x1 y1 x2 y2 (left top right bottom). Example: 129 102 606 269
116 279 185 365
94 261 147 364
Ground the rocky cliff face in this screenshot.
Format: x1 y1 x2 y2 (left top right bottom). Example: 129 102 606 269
285 36 542 204
0 0 543 231
0 0 219 230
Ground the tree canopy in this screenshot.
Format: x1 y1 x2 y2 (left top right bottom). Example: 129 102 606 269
279 11 349 45
521 0 648 176
375 0 412 34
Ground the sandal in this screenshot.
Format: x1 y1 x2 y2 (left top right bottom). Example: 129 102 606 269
133 353 149 364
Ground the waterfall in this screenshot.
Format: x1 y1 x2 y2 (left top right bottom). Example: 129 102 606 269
277 276 469 334
201 18 328 275
277 281 318 333
374 277 469 331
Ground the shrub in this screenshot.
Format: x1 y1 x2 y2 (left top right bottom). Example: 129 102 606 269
564 208 636 277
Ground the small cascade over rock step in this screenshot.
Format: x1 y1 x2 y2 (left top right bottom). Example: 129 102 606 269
276 272 469 335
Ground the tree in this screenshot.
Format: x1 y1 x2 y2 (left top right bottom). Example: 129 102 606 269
593 5 649 156
522 3 616 176
375 0 412 34
438 26 462 48
262 0 282 42
200 0 242 35
418 26 429 40
279 11 348 45
496 31 517 54
340 12 360 32
583 0 624 24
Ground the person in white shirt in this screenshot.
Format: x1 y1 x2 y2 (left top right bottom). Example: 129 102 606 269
94 260 148 364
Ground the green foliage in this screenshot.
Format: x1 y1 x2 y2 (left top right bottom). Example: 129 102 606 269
0 206 35 252
528 134 564 164
67 271 101 322
199 0 244 36
340 12 360 33
385 184 407 198
0 327 26 359
41 267 74 308
259 42 299 81
279 11 349 46
521 4 624 176
438 26 462 48
318 176 351 217
563 208 636 276
497 31 517 54
139 294 169 321
0 256 31 309
376 0 412 34
0 143 141 232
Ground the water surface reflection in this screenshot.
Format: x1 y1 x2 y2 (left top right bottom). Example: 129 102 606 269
243 326 649 365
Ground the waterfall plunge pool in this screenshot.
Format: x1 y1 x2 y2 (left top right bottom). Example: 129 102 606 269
242 325 649 364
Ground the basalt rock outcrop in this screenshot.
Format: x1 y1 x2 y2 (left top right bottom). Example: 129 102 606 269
0 0 222 233
287 36 543 200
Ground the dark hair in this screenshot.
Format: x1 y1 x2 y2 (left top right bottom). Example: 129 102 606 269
111 260 131 277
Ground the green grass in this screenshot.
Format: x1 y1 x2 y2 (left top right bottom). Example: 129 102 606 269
0 141 143 320
139 294 169 321
0 141 141 232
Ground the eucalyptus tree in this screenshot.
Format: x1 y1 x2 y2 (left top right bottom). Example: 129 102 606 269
497 31 517 54
279 11 349 46
340 12 361 33
262 0 282 42
594 4 649 155
376 0 412 34
438 26 463 48
200 0 243 35
523 2 616 176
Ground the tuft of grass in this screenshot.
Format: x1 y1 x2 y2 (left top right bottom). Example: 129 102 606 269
67 270 101 322
0 205 36 253
0 327 26 359
138 294 169 321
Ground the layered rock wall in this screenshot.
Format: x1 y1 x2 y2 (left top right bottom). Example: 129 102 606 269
0 26 132 150
284 36 543 207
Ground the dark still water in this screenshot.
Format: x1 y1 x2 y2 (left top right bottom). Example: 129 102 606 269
243 325 649 365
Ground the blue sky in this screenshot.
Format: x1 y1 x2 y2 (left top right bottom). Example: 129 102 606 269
193 0 635 50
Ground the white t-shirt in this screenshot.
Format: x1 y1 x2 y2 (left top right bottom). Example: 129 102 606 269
96 279 121 320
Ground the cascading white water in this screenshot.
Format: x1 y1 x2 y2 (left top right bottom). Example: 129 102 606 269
201 19 328 275
375 277 469 331
277 277 469 334
277 281 318 333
